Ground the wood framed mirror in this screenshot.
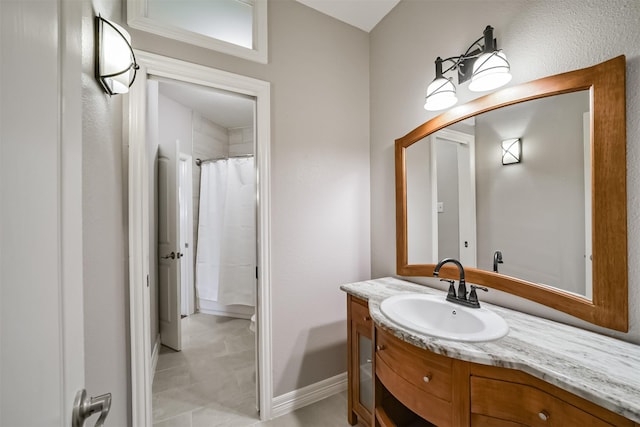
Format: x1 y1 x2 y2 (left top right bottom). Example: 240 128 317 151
396 56 627 331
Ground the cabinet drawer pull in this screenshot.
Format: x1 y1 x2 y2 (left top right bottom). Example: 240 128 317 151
423 374 432 383
376 345 385 352
364 315 371 321
538 410 550 421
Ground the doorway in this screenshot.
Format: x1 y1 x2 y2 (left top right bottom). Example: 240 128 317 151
127 51 273 426
430 128 477 267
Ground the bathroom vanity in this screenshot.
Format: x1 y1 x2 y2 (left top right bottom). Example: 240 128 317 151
343 277 640 427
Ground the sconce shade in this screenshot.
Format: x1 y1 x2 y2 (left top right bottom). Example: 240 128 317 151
96 16 138 95
424 77 458 111
502 138 521 165
469 50 512 92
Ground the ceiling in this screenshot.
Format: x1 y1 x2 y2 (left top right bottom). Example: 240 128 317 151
158 80 254 129
295 0 400 32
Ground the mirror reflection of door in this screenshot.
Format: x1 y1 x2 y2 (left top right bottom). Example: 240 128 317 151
432 130 477 267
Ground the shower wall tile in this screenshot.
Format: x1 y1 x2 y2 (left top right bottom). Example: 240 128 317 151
229 126 254 157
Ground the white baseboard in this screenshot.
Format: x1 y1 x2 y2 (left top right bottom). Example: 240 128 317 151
271 372 347 419
151 334 161 382
198 298 254 320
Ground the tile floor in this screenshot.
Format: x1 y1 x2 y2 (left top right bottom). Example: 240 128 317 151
153 313 357 427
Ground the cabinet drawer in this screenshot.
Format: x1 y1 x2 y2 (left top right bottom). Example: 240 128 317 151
376 327 452 402
350 296 372 328
471 376 613 426
376 353 451 426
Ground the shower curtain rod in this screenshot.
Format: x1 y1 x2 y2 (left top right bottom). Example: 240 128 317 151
195 154 254 166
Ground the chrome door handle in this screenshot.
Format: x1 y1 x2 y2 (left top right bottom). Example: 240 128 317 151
72 389 111 427
161 251 176 260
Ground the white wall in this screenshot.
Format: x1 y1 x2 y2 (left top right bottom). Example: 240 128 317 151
370 0 640 343
129 0 371 397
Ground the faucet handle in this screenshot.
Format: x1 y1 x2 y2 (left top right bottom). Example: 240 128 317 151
468 285 489 306
440 279 457 299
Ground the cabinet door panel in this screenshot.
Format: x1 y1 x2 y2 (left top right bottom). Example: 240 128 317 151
348 295 372 426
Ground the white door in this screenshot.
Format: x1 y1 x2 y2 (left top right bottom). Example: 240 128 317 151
1 0 90 425
158 139 182 351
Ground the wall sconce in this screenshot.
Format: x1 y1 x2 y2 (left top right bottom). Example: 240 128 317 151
95 16 139 95
424 25 512 111
502 138 521 165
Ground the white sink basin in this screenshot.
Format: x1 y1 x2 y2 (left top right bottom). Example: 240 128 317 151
380 293 509 342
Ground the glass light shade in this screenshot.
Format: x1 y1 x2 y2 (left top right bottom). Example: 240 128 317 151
97 17 138 95
468 50 512 92
424 77 458 111
502 138 521 165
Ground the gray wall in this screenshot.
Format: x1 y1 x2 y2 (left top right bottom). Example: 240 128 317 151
370 0 640 343
128 0 371 397
82 0 130 425
475 92 588 295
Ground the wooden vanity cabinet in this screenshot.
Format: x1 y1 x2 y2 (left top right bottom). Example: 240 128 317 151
347 295 374 426
345 298 637 427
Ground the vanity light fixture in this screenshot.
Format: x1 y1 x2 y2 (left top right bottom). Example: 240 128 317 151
95 15 139 95
502 138 521 165
424 25 512 111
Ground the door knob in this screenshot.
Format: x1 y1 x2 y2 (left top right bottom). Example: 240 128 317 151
177 252 183 259
72 389 111 427
161 251 176 259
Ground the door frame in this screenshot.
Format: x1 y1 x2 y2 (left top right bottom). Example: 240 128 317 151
179 153 195 316
126 50 273 425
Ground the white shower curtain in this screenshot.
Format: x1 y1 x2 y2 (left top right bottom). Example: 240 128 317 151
196 157 256 307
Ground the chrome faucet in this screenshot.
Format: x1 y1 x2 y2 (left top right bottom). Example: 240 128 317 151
433 257 488 308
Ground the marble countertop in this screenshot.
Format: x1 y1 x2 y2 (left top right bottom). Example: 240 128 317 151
340 277 640 423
